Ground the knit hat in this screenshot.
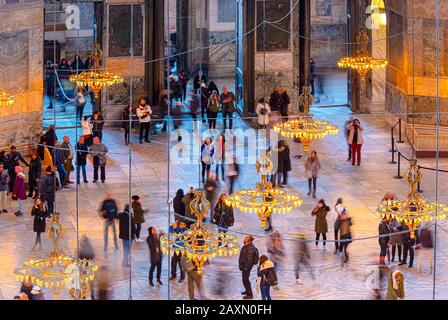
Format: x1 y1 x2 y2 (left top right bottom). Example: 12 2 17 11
14 166 23 174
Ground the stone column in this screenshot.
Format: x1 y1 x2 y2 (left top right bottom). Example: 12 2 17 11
0 0 44 150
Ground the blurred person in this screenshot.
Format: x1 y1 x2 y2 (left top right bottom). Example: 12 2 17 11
79 235 95 260
169 220 186 282
136 98 152 144
61 136 74 186
207 90 219 129
266 231 285 277
338 209 352 263
182 187 196 226
82 116 93 147
310 58 316 96
91 111 104 142
54 140 67 189
279 87 290 122
28 152 41 198
201 138 214 183
378 216 391 266
93 266 112 300
281 142 291 186
256 255 277 300
239 235 259 299
90 136 108 183
205 173 218 220
99 192 119 254
38 166 56 213
311 199 330 251
293 233 315 285
208 80 219 96
344 117 354 162
20 279 33 300
193 70 207 94
181 253 205 300
390 220 404 263
415 223 433 272
118 204 136 267
121 106 132 145
332 198 345 254
132 195 147 242
214 134 225 180
346 118 364 166
189 92 201 129
75 136 88 184
71 54 84 72
172 101 183 131
75 87 87 121
386 270 405 300
255 97 271 129
7 145 29 192
270 140 285 188
30 285 45 300
304 150 321 199
31 197 49 250
399 224 415 268
12 166 26 216
0 163 9 213
220 86 236 130
173 189 186 221
44 124 57 150
178 69 188 101
212 194 234 233
226 156 239 195
147 226 163 286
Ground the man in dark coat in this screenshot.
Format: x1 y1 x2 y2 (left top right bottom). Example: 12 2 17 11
38 166 56 213
399 224 415 268
118 204 136 267
238 235 259 299
146 226 163 286
281 144 292 185
268 88 282 112
193 70 207 94
173 189 186 221
378 217 391 265
45 124 57 149
280 88 290 121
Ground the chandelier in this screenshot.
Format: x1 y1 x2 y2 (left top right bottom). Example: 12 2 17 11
14 213 98 300
337 28 388 84
376 159 448 238
0 91 14 106
161 191 239 274
273 86 338 152
225 154 303 229
70 44 123 98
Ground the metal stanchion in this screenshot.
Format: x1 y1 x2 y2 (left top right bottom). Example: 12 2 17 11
389 137 397 164
397 118 404 143
389 127 395 152
394 152 403 179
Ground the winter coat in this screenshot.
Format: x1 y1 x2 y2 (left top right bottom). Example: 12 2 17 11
29 157 42 180
75 142 88 166
213 201 234 227
271 146 285 173
121 111 131 130
339 216 352 238
137 105 153 123
386 271 405 300
346 122 364 145
311 205 329 234
132 201 146 224
378 221 390 246
45 129 57 147
91 115 105 131
390 223 404 246
201 88 211 109
268 91 282 112
146 234 162 264
257 260 276 287
305 156 320 179
118 210 136 240
214 140 225 164
61 142 74 161
173 194 186 218
207 94 220 113
239 243 258 271
13 172 27 200
283 146 292 172
255 102 271 125
219 92 236 112
90 143 108 166
82 120 93 136
38 174 56 198
280 92 290 116
54 149 64 166
201 143 214 165
31 206 49 233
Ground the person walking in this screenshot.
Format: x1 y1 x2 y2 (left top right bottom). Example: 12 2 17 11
207 90 220 129
415 224 433 272
132 195 147 242
239 235 259 300
146 226 163 286
256 255 277 301
90 137 108 183
255 97 271 129
212 194 234 233
271 140 285 188
38 166 56 213
200 138 214 183
304 150 321 199
31 197 49 250
61 136 74 186
99 193 119 254
293 233 315 285
214 134 225 180
281 143 291 186
332 198 345 254
266 231 285 273
399 224 415 268
311 199 329 251
91 111 105 141
189 92 201 129
0 163 10 213
136 98 153 144
75 87 87 121
75 136 88 184
169 220 186 283
121 106 132 145
338 209 352 263
28 153 41 198
344 117 354 162
386 270 405 300
346 118 364 166
204 174 218 220
12 166 27 216
181 254 205 300
118 204 136 267
220 86 236 130
226 156 239 195
178 69 188 101
193 70 207 94
82 116 93 146
173 189 186 222
54 140 67 190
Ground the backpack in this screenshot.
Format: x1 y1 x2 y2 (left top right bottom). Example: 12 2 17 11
103 201 117 219
252 246 259 266
265 268 278 286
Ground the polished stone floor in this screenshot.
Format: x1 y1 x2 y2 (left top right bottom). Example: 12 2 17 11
1 97 448 300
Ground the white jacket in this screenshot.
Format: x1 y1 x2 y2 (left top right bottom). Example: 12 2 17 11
255 102 271 125
346 123 364 144
137 105 153 123
82 120 93 136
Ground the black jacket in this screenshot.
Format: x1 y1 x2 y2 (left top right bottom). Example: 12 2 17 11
76 142 88 166
239 243 258 271
269 92 282 112
31 206 49 233
118 210 136 240
91 115 104 131
283 146 292 172
379 221 390 245
146 234 163 264
173 194 186 218
45 129 57 147
29 157 42 179
280 92 290 116
213 201 234 227
38 175 56 197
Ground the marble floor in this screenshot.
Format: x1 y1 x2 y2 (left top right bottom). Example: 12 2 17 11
1 100 448 300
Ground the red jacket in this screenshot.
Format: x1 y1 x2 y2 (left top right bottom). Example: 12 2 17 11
13 173 27 200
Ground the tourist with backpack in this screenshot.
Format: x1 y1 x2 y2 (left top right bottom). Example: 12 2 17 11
238 235 259 299
256 255 277 300
99 193 119 255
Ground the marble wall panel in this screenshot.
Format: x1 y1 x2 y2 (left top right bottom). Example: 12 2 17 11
0 31 29 93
